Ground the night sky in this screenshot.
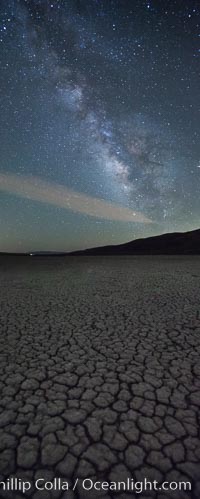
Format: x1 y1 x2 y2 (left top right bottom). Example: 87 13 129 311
0 0 199 252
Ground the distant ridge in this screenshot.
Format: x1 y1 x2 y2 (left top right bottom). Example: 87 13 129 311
68 228 200 256
0 251 66 257
0 229 200 257
29 251 67 256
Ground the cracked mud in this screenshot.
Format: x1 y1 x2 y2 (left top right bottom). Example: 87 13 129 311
0 256 200 499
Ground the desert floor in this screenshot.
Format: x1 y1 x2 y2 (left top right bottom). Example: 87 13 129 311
0 256 200 499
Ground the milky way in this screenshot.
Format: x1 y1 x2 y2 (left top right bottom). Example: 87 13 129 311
0 0 199 251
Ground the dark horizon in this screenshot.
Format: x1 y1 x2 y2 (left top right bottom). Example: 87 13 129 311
1 226 200 255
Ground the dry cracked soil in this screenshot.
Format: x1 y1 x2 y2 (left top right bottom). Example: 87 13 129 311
0 255 200 499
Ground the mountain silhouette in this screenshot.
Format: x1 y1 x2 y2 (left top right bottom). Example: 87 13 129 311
69 229 200 256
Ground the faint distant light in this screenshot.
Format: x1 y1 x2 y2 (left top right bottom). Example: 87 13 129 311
197 165 200 168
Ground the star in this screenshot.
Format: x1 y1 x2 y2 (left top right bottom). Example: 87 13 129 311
0 0 199 252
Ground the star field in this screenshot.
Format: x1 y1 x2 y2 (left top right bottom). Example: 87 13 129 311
0 0 199 251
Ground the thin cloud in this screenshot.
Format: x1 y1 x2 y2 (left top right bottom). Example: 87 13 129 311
0 173 152 223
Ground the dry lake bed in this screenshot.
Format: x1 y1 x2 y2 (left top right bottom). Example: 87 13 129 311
0 255 200 499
